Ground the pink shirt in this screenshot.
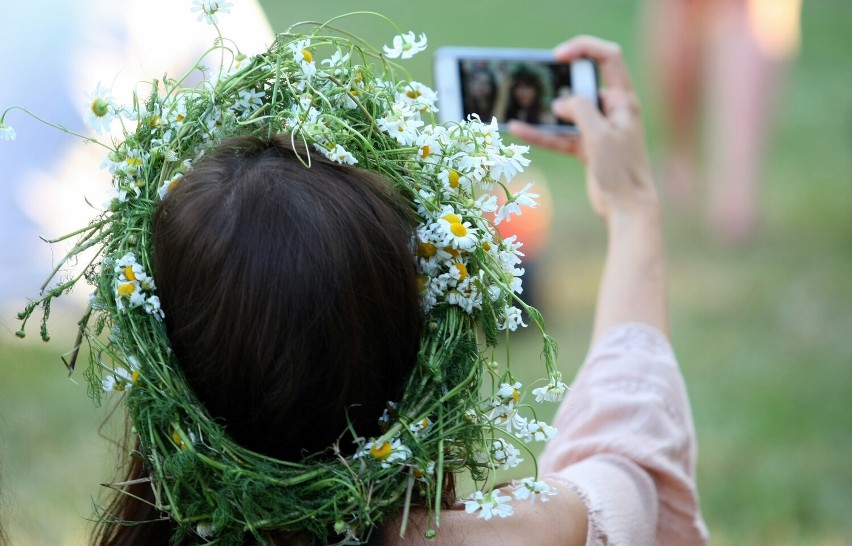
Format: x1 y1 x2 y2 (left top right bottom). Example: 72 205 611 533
539 323 709 545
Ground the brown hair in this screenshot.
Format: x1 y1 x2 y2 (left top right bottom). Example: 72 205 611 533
95 135 423 545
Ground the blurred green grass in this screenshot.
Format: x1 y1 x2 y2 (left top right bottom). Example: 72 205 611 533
1 1 850 544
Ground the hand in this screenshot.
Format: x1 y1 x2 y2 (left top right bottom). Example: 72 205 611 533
509 36 657 223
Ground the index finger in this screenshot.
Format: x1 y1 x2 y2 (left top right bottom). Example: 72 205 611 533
552 35 633 91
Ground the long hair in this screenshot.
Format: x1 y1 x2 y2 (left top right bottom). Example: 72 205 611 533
94 135 423 545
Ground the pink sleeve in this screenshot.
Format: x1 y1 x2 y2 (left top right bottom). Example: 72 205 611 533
539 323 709 545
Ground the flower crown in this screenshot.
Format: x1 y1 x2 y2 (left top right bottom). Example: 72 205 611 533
6 6 565 545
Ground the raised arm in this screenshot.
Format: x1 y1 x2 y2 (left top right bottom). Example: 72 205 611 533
510 36 667 344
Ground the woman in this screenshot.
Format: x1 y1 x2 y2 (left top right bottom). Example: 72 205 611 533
394 36 709 545
90 35 707 545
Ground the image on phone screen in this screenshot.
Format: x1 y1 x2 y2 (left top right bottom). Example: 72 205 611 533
434 48 598 132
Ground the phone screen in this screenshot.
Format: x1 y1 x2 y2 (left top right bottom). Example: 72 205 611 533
457 58 585 127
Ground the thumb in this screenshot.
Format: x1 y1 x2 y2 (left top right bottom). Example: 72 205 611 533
552 95 604 137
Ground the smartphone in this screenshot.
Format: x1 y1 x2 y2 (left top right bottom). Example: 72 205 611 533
433 47 599 133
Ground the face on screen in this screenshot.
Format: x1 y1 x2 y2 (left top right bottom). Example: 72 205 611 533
458 59 575 126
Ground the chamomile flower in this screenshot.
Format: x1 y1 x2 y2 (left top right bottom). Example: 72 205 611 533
513 478 556 503
319 143 358 165
496 381 522 404
233 88 265 115
499 305 526 331
490 439 523 470
396 81 438 113
0 122 15 141
518 419 557 443
355 438 411 468
196 522 216 539
191 0 233 25
102 366 134 392
532 375 568 403
144 295 165 321
495 182 540 224
376 103 423 145
84 82 118 134
157 172 184 200
464 489 513 520
289 39 316 78
436 213 478 251
383 32 428 59
102 357 140 393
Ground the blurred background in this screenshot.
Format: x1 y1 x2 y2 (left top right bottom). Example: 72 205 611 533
0 0 849 544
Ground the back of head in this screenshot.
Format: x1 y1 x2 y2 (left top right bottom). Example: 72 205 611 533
152 135 422 462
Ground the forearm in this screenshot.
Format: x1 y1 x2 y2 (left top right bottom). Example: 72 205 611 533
593 200 668 343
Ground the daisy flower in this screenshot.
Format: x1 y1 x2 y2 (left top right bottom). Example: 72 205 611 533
532 375 568 403
0 122 15 141
191 0 233 25
84 82 118 134
518 419 557 443
383 32 428 59
289 39 316 78
499 305 526 331
496 381 522 404
233 88 265 115
396 81 438 113
513 478 557 503
436 212 478 251
490 439 523 470
376 103 423 145
495 182 540 224
355 438 411 468
464 490 513 520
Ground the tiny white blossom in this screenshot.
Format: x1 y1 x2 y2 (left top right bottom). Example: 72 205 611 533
0 122 15 141
191 0 233 25
513 478 557 503
499 305 526 331
518 419 557 443
532 375 568 403
355 438 411 469
496 381 522 404
383 32 428 59
84 82 118 134
289 39 316 78
490 439 523 470
464 489 513 520
196 521 216 538
233 88 265 114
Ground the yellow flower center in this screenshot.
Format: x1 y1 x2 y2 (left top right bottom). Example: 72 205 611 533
448 170 460 189
442 213 461 224
454 263 468 281
417 242 437 258
124 266 136 281
370 442 392 461
513 388 520 404
172 429 184 447
406 89 421 99
117 283 136 297
126 157 143 167
416 276 428 292
445 248 460 259
482 241 491 252
301 49 313 62
419 145 430 158
176 113 185 122
450 222 468 237
91 98 109 117
148 115 161 128
131 370 140 383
